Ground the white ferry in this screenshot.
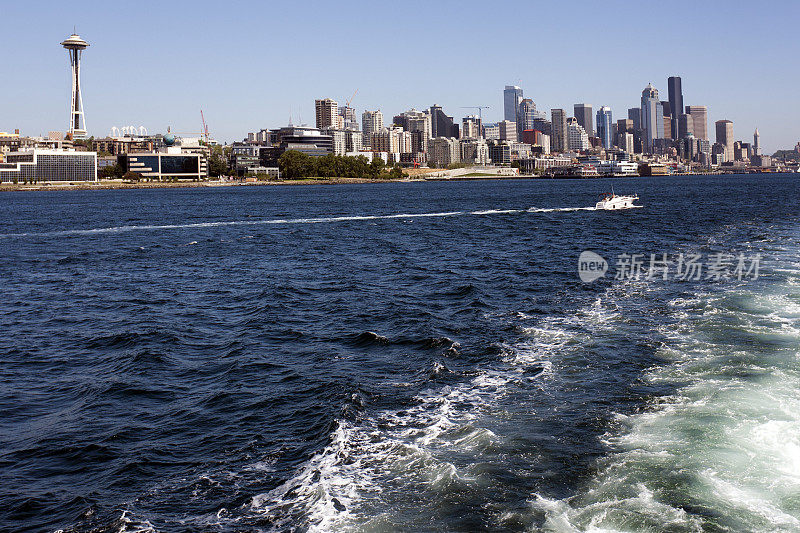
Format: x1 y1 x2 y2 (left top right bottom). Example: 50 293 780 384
595 192 642 210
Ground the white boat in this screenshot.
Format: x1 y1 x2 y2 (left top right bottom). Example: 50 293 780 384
595 191 642 210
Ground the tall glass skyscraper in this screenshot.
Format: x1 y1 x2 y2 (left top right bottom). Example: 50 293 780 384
574 104 594 137
641 84 662 153
596 106 613 149
504 86 523 123
667 76 683 140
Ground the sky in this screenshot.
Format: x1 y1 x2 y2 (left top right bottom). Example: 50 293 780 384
2 0 799 153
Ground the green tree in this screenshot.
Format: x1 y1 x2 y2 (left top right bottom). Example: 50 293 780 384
99 163 123 179
123 171 142 182
279 150 314 179
389 164 404 180
368 157 385 178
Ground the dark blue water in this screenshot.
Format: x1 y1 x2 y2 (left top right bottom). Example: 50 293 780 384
2 176 800 532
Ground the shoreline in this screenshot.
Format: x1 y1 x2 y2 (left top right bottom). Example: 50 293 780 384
0 171 787 192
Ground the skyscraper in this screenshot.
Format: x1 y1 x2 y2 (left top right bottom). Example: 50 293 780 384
715 120 734 159
685 106 708 140
640 84 662 153
574 104 593 137
315 98 339 130
667 76 683 140
550 109 568 152
678 114 694 139
753 128 760 156
596 106 613 149
430 105 458 138
61 33 90 139
504 86 523 123
518 99 536 136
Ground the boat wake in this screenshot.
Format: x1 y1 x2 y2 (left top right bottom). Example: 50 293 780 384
0 207 599 239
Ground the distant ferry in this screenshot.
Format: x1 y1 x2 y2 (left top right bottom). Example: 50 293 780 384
596 192 642 210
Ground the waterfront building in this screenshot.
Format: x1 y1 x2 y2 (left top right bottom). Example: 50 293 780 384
574 104 594 136
504 85 523 122
61 33 89 139
685 106 708 140
361 110 384 147
488 142 511 165
460 139 490 165
667 76 683 139
551 109 568 152
0 149 97 182
428 137 461 167
567 121 589 151
641 84 663 153
518 99 536 136
430 105 459 138
499 120 518 142
596 106 613 149
715 120 734 160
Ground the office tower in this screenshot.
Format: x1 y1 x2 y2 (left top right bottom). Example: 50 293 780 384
620 132 634 154
61 33 90 138
715 120 734 159
518 99 536 136
362 110 384 140
499 120 517 142
640 84 662 153
754 128 761 156
678 114 694 139
596 106 613 149
533 117 551 136
504 85 523 122
430 105 458 138
574 104 593 137
685 106 708 140
315 99 339 130
628 108 641 132
667 76 683 139
551 109 568 152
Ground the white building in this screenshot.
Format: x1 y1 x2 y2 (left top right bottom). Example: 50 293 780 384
499 120 518 142
483 123 500 140
567 122 589 151
462 116 482 139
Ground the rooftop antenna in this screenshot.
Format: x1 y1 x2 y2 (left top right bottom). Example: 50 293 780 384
288 107 293 127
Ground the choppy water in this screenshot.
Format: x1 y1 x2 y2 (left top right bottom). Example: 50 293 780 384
1 176 799 532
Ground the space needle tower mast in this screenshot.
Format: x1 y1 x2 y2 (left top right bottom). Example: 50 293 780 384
61 32 89 139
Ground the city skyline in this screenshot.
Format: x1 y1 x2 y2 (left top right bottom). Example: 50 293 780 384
2 0 799 153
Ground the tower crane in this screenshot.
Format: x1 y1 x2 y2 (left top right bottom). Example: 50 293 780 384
460 106 490 121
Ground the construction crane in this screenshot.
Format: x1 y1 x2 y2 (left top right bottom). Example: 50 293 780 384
460 106 490 121
345 89 358 108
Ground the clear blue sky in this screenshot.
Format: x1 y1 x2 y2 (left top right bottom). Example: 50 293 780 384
3 0 798 152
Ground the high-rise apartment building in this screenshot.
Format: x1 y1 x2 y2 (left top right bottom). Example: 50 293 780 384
567 122 589 151
596 106 613 149
667 76 683 140
315 98 339 130
462 116 482 139
551 109 568 152
715 120 734 159
754 128 761 156
361 110 384 145
640 84 662 153
574 104 594 137
685 106 708 140
504 86 523 122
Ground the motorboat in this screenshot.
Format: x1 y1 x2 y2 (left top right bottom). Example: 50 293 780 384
595 190 642 210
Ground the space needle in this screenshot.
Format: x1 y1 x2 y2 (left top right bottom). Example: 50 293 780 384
61 32 89 139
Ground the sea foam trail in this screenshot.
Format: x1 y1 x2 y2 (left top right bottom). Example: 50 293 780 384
534 254 800 531
242 300 620 531
0 207 596 239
